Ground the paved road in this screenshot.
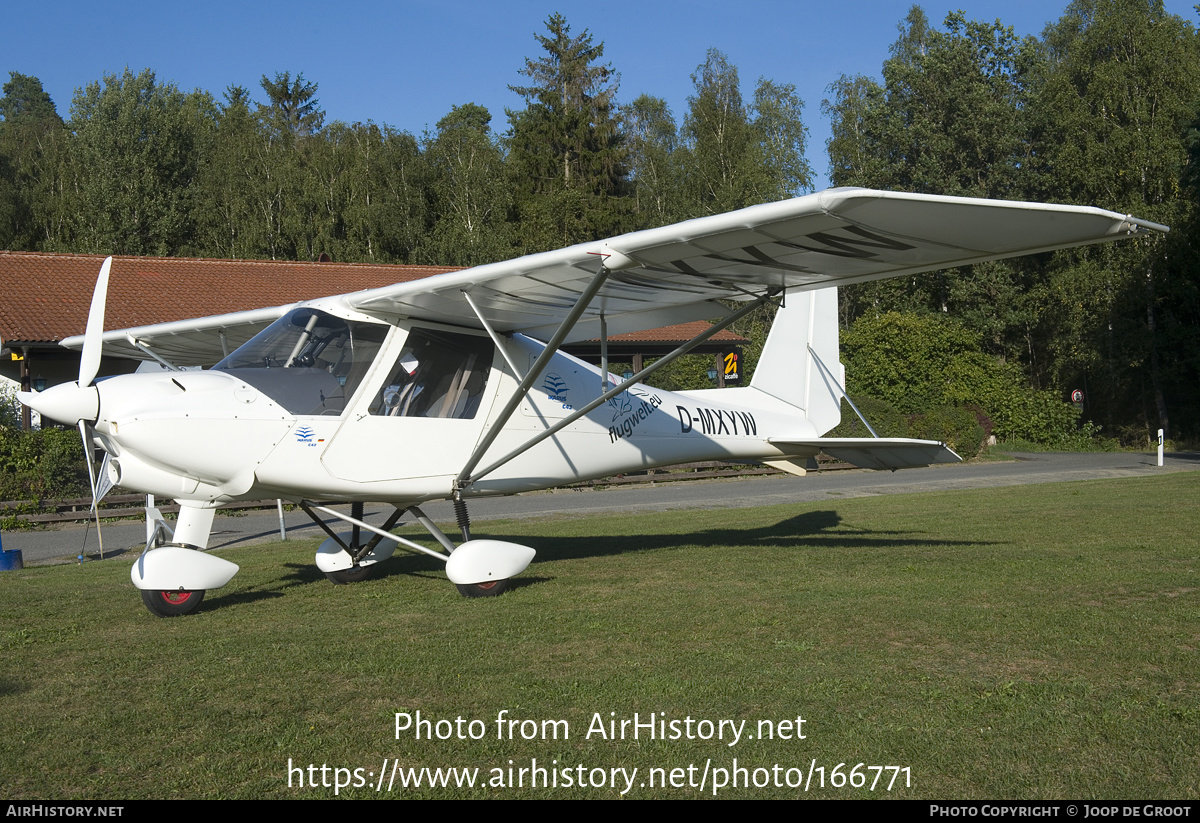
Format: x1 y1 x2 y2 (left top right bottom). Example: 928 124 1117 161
4 451 1196 566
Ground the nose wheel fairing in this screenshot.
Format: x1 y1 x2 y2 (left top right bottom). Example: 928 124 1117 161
444 539 536 587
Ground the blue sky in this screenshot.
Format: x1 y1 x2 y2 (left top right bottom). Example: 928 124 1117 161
7 1 1198 188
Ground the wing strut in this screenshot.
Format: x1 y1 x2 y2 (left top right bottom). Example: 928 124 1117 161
459 288 782 490
125 335 182 371
454 264 612 488
599 314 609 393
807 344 878 437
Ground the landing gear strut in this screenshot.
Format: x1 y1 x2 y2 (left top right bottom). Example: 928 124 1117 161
133 505 235 618
323 501 368 584
311 501 404 584
303 499 533 598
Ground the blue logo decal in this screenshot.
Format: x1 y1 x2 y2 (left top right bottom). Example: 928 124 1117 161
541 372 573 408
541 373 568 399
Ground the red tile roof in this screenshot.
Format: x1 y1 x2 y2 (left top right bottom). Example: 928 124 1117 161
0 251 456 345
600 320 746 344
0 251 746 348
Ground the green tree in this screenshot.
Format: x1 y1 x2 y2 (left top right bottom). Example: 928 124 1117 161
56 68 215 255
331 121 412 262
0 73 64 249
1029 0 1200 439
842 311 1091 446
1151 102 1200 441
506 13 630 249
419 104 512 265
194 85 262 257
0 72 59 122
678 49 812 216
824 7 1043 365
752 79 813 200
373 125 429 263
822 74 889 190
625 94 680 226
679 49 758 214
258 71 324 140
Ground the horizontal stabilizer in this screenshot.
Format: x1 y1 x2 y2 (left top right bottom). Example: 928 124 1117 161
769 437 962 471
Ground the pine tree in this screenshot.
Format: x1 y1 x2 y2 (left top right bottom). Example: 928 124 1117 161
258 71 324 140
506 13 630 249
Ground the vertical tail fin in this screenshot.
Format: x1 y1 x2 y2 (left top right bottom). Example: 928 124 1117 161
750 287 844 435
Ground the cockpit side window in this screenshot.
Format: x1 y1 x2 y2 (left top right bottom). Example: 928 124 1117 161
369 329 494 419
214 309 389 415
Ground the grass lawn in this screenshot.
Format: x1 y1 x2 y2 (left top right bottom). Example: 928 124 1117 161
1 472 1197 799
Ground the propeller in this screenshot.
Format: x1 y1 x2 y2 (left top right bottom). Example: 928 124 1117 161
79 419 105 559
77 258 113 555
16 257 113 556
15 256 110 426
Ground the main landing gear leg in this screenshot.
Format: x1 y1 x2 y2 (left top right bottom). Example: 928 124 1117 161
310 502 405 584
325 501 372 584
134 503 237 618
448 496 506 598
304 500 534 598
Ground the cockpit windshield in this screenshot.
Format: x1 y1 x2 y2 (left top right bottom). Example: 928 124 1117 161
214 308 389 415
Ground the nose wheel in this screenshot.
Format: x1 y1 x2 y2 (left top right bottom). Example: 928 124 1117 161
455 579 509 598
324 564 373 584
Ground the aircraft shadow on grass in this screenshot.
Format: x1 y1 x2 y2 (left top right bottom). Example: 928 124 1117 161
197 508 1001 612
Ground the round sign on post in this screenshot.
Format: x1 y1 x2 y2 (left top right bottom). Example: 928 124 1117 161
1071 389 1084 403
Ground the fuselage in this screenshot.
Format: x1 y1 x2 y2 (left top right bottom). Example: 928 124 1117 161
81 300 820 507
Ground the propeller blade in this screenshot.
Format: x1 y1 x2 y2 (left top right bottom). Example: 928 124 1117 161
78 256 112 388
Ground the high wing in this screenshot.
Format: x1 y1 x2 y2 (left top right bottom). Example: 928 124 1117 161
65 188 1166 360
345 188 1167 342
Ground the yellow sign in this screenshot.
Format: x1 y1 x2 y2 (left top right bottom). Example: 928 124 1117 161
723 351 740 382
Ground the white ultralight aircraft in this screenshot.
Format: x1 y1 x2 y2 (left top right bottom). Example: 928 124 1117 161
19 188 1167 617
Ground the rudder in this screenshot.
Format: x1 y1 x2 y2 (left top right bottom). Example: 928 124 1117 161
750 287 843 435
